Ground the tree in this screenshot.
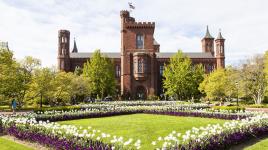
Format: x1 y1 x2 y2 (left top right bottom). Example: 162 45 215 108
199 68 227 100
0 49 22 104
190 64 205 98
49 71 74 105
224 67 240 101
70 75 91 104
241 55 266 104
83 50 116 99
17 56 41 106
28 67 55 108
163 50 204 100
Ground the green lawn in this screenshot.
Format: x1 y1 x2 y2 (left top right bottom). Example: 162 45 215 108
59 114 226 149
244 138 268 150
0 137 33 150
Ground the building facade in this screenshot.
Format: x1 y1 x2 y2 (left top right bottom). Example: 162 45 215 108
57 10 225 99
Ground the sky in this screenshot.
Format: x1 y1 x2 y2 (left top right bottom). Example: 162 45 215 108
0 0 268 67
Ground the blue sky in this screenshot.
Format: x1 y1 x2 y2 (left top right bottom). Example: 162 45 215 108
0 0 268 67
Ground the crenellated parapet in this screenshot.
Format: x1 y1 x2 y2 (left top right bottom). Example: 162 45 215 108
126 22 155 28
120 10 154 28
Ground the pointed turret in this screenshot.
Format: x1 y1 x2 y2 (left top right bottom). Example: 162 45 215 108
216 29 225 40
72 38 78 53
204 25 214 39
201 25 214 55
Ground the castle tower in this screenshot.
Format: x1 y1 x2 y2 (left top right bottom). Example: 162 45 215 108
57 30 70 71
215 29 225 68
120 10 158 99
201 26 214 56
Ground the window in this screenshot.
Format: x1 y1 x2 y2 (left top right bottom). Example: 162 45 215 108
62 37 68 43
160 65 164 76
220 45 223 53
138 59 143 73
116 65 121 78
62 48 65 55
136 34 144 49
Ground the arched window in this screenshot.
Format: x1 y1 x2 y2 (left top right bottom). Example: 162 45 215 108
136 34 144 49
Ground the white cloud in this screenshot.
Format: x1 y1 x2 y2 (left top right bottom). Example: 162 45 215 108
0 0 268 67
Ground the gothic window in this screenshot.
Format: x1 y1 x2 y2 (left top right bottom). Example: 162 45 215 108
116 65 121 78
160 65 164 76
138 59 143 73
136 34 144 49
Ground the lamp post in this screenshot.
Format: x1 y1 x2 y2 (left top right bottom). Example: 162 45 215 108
235 81 239 111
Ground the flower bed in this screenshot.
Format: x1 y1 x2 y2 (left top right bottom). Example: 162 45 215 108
152 114 268 150
0 102 266 150
30 105 256 122
0 117 141 150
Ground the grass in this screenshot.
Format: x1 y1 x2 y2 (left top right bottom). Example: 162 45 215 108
244 138 268 150
59 114 226 149
0 137 33 150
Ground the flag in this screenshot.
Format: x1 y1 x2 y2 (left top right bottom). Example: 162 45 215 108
128 2 135 9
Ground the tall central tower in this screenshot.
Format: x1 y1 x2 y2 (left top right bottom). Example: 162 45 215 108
120 10 159 99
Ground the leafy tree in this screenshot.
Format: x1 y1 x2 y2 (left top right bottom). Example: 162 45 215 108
28 67 55 108
190 64 205 98
241 55 266 104
50 71 74 106
83 50 116 99
17 56 41 106
163 50 204 100
199 68 227 100
224 67 240 101
0 49 22 104
70 75 91 104
265 51 268 96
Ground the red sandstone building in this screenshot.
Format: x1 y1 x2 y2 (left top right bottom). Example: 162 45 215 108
58 10 225 99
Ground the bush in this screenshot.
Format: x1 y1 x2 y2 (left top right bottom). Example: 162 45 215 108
212 106 245 113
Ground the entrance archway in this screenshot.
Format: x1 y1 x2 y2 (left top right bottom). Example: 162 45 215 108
136 86 147 100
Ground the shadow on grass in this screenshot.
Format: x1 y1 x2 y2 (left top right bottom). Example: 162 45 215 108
230 134 268 150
